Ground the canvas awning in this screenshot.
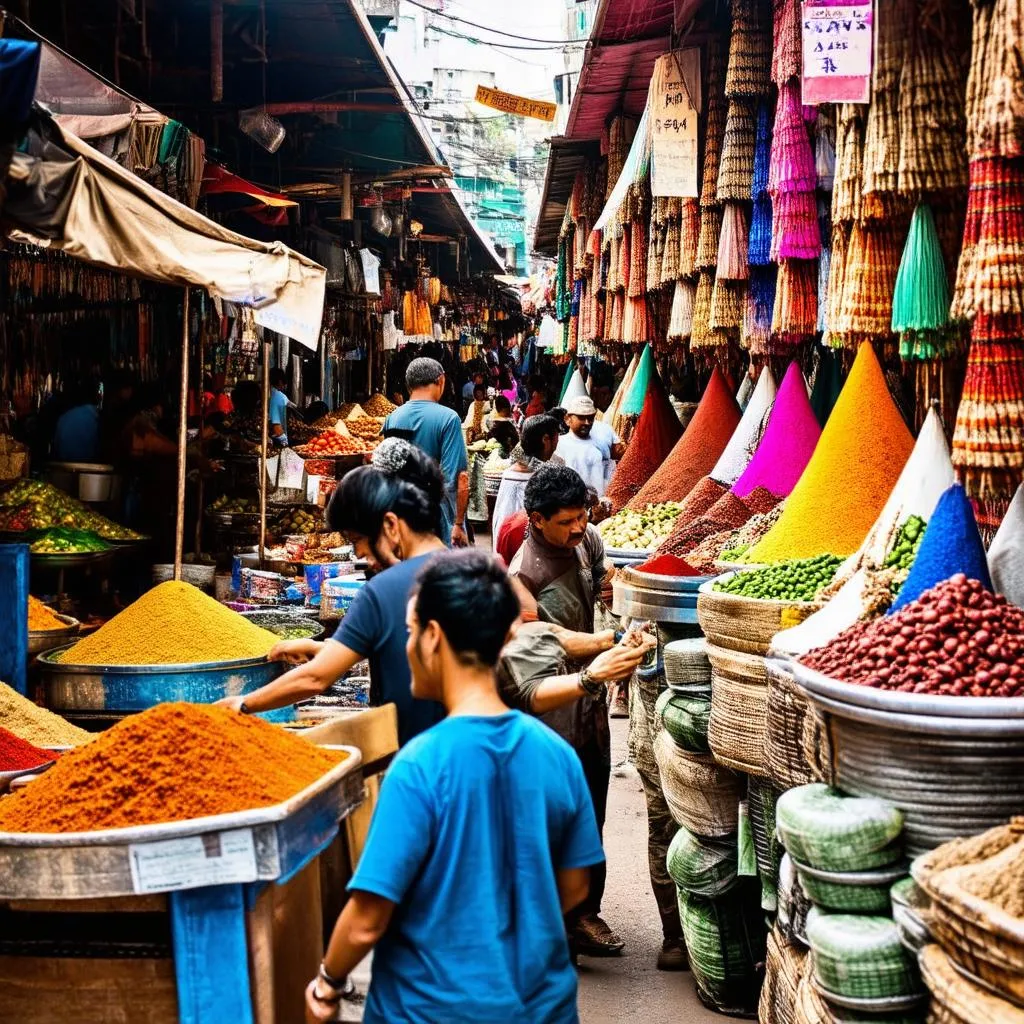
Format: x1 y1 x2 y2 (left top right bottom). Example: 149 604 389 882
4 111 326 348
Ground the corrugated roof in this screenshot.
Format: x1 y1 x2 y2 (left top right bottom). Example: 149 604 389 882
533 137 600 256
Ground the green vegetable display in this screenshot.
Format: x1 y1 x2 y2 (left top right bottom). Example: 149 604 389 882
719 542 751 562
883 515 926 571
28 527 111 554
598 502 684 551
0 479 144 541
712 554 843 601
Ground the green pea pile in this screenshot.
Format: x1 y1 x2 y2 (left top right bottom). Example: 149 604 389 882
883 515 926 571
719 542 750 562
713 553 843 602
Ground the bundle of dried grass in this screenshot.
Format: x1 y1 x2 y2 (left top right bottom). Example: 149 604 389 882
727 0 771 98
624 294 653 344
702 38 729 209
692 270 730 348
832 104 866 225
669 279 697 340
680 198 701 278
769 82 817 195
711 277 746 332
965 0 1024 160
697 205 724 270
835 222 903 340
718 99 758 202
718 202 750 280
898 0 970 194
862 0 910 198
628 218 647 298
815 108 836 192
823 222 850 347
771 259 818 345
771 0 801 85
661 197 682 286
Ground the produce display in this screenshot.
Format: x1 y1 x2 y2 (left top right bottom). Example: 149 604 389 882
276 506 322 534
635 553 701 576
0 726 52 772
667 824 738 897
345 416 384 441
57 581 278 666
801 575 1024 696
0 681 92 747
363 393 397 417
295 431 372 457
0 703 347 833
28 596 68 632
0 479 144 541
27 527 111 555
208 495 258 514
883 515 926 571
713 555 843 602
598 502 685 550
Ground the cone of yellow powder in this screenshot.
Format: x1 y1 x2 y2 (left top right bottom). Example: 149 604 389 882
747 343 914 562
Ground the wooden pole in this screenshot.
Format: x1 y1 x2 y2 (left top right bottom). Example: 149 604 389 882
174 288 190 580
259 340 270 567
194 314 205 559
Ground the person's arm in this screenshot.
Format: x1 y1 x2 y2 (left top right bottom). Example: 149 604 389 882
439 412 471 546
548 625 615 661
217 639 361 714
610 440 626 460
528 641 651 714
452 470 470 546
558 867 591 915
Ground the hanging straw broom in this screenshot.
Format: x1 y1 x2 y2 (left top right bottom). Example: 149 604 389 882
696 205 724 270
771 259 818 346
718 99 758 202
744 265 777 355
726 0 771 98
669 279 697 340
769 82 817 195
771 190 822 261
771 0 801 86
832 104 866 225
680 199 700 278
711 277 746 332
718 202 751 280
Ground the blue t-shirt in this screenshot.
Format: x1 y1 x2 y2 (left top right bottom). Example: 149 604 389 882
332 554 444 745
382 400 468 544
351 712 604 1024
268 388 290 445
53 404 100 463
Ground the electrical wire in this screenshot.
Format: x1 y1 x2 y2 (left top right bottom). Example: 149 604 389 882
427 23 586 51
402 0 589 45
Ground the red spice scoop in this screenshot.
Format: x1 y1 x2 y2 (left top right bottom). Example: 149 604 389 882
635 553 702 577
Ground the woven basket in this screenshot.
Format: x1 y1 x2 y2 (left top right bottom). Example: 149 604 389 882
764 658 818 789
698 579 823 656
706 640 770 776
760 927 809 1024
654 728 744 838
920 944 1024 1024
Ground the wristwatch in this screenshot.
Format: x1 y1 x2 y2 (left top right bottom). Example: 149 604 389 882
313 963 351 1005
238 701 251 715
578 668 604 697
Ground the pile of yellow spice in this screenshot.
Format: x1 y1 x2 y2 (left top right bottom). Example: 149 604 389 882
58 581 278 666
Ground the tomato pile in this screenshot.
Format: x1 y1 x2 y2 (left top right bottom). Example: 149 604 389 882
295 432 372 457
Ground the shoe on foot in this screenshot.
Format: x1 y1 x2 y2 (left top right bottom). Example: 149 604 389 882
656 938 689 972
574 914 625 956
609 687 629 719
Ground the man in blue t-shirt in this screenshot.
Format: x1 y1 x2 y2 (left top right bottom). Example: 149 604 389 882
268 367 292 447
305 550 604 1024
383 357 469 546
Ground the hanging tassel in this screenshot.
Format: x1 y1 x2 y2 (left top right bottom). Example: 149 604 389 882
771 258 818 345
679 199 700 278
749 193 773 266
717 203 750 280
771 190 822 260
726 0 771 98
711 277 746 331
696 205 724 270
669 279 697 340
744 265 777 355
718 99 758 202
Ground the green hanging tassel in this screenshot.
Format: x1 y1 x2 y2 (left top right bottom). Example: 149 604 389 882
557 358 575 404
892 203 955 360
621 343 654 416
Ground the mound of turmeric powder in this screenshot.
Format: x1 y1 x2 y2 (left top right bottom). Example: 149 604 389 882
58 581 277 666
27 596 68 632
0 702 347 833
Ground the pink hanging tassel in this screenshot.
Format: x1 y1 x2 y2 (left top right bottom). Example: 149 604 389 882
769 82 817 195
771 190 823 260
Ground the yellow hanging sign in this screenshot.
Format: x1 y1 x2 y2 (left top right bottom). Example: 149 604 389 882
474 84 557 122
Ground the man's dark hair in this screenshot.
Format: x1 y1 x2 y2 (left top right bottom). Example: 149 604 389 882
406 357 445 391
521 414 560 458
269 368 288 389
524 464 588 519
231 379 260 417
413 550 520 668
493 394 512 416
328 446 443 543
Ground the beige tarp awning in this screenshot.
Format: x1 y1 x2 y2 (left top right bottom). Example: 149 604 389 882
4 113 326 348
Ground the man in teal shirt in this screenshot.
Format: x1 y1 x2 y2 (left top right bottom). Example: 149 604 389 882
383 357 469 546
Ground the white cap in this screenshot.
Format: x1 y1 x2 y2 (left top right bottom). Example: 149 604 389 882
566 395 597 416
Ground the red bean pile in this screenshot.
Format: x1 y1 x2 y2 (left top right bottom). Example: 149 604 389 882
801 574 1024 697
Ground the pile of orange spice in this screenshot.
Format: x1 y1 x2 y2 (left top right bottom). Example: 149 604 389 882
0 703 346 833
27 596 67 632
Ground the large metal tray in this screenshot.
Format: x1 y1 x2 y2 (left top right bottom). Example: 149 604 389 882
611 570 713 625
0 745 363 899
27 613 80 656
782 655 1024 721
31 549 114 571
37 646 289 722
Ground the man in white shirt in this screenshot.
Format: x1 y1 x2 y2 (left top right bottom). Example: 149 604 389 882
590 416 625 492
556 396 608 497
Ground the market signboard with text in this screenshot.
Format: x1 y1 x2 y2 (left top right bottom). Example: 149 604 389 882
801 3 873 104
474 85 556 122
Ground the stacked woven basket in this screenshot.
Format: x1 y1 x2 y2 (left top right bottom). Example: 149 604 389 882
697 575 822 778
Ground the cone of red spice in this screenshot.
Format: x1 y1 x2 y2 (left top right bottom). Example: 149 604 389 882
605 371 684 511
627 367 742 509
674 477 729 524
635 553 702 577
0 726 53 772
657 487 757 556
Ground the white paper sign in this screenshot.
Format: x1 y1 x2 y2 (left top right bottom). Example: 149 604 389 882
277 447 307 490
650 50 701 198
129 828 258 894
801 3 873 104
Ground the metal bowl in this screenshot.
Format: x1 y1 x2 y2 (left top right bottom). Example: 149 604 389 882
37 646 289 722
30 549 114 571
27 613 80 657
0 760 56 795
612 568 714 625
240 610 326 641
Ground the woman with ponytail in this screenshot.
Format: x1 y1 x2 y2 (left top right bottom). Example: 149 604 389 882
217 439 447 744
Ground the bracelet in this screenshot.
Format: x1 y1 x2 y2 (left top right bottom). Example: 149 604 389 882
238 701 251 715
316 962 349 1000
578 669 604 698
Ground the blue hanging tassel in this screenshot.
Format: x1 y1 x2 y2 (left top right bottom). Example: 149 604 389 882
751 99 772 199
750 265 777 330
749 193 773 266
571 278 583 317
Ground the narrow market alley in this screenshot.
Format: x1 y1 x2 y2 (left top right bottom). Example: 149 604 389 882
577 718 719 1024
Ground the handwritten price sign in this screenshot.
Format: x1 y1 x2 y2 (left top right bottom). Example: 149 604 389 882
801 3 873 104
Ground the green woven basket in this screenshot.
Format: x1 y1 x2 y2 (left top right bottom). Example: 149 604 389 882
656 688 711 752
806 909 923 1001
777 784 904 872
667 824 738 897
794 859 908 914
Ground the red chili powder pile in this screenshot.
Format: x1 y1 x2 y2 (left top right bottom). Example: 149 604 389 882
732 361 821 500
747 344 914 562
674 476 729 524
627 367 741 509
0 726 52 772
605 371 684 511
636 554 702 576
658 488 756 556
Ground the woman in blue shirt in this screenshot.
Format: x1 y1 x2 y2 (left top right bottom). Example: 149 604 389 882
217 439 446 743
